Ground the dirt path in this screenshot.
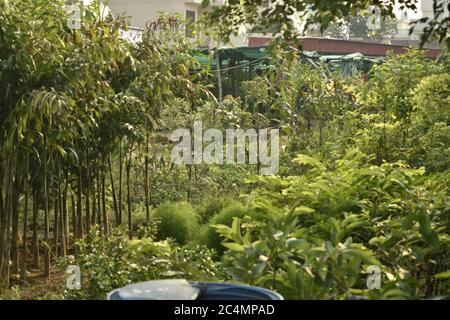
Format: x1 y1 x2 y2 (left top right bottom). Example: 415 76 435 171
2 266 66 300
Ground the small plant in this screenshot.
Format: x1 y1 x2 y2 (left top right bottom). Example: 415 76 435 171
0 286 22 300
196 197 238 225
153 202 199 245
200 203 248 254
61 226 220 300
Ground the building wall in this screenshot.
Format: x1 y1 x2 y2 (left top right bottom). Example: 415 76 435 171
395 0 449 39
107 0 246 46
107 0 448 45
248 37 441 58
108 0 199 27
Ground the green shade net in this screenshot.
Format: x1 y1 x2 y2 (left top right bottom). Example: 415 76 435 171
193 46 383 97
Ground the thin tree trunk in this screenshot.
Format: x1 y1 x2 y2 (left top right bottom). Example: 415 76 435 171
71 193 77 244
215 48 223 102
101 169 108 235
0 156 14 287
126 150 132 239
54 193 60 259
11 164 20 274
85 147 91 234
43 140 51 277
108 155 119 225
0 158 4 270
20 154 29 281
118 141 123 225
91 174 97 227
144 133 150 225
187 164 192 202
31 196 40 270
61 173 68 257
96 173 102 232
77 161 84 239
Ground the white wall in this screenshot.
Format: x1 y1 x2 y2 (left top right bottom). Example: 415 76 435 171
108 0 449 44
394 0 449 39
107 0 247 46
107 0 199 28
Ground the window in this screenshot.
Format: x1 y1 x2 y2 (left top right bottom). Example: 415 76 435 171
185 10 196 37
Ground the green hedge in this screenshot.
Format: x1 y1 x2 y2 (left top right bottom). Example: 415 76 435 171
200 203 248 254
153 202 199 245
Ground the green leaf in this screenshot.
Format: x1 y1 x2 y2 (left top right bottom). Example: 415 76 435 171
287 238 309 250
222 242 245 252
434 271 450 280
417 211 439 247
344 248 380 266
293 206 315 215
231 218 242 242
293 154 324 169
273 230 284 240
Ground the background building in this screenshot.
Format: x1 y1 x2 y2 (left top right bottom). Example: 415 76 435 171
394 0 449 39
106 0 448 49
107 0 245 46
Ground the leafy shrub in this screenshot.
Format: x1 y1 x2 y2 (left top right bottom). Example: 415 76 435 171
61 227 142 300
199 203 248 254
149 165 250 209
61 227 220 300
411 73 450 126
216 151 450 299
153 202 199 245
149 167 190 207
127 239 221 281
8 43 449 301
407 74 450 172
196 197 239 225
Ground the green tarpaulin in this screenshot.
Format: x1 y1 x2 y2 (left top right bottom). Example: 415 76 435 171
194 46 383 97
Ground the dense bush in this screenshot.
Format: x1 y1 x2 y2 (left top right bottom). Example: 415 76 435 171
46 49 450 300
62 227 220 299
1 12 448 300
408 73 450 172
153 202 199 245
196 197 239 225
199 203 248 254
215 151 450 299
341 49 450 170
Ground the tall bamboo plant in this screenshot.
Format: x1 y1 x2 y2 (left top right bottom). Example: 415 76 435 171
0 0 207 286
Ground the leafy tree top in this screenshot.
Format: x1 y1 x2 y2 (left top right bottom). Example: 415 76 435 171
201 0 449 48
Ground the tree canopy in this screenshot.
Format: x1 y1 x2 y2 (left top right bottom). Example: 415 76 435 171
201 0 449 47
